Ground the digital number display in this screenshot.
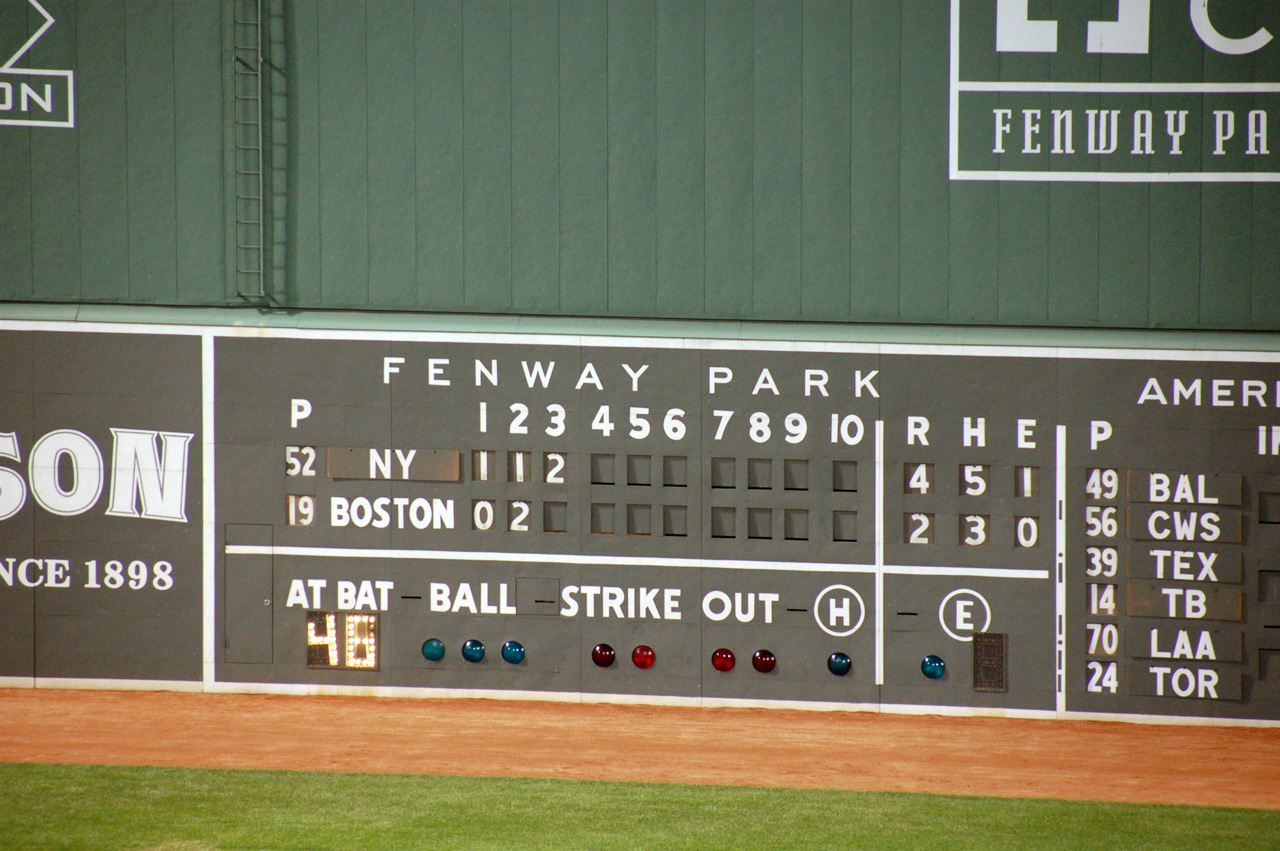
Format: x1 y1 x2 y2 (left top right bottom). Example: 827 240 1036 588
306 611 378 670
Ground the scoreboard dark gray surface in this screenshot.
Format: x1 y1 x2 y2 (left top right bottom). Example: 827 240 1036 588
0 328 203 682
2 319 1279 723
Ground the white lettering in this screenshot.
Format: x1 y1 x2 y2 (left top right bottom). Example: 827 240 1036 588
1165 110 1188 155
853 370 880 398
1087 109 1120 154
105 429 192 522
703 590 731 622
1022 109 1041 154
286 579 309 608
1131 109 1153 154
708 367 732 394
475 359 498 386
1191 3 1272 55
19 83 52 114
1017 419 1036 449
1052 109 1074 153
1248 110 1269 155
996 0 1057 52
751 368 779 396
906 416 930 446
383 356 404 384
1213 110 1235 155
575 362 603 390
308 578 327 608
428 358 450 386
30 430 105 518
1243 380 1267 407
370 449 392 480
395 449 416 478
1137 378 1167 405
521 361 555 388
963 417 986 448
994 108 1013 153
1090 420 1112 450
290 398 312 428
1087 0 1150 54
621 363 649 392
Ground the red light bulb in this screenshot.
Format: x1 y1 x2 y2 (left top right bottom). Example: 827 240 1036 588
591 643 616 668
751 649 776 673
711 648 735 672
631 645 656 669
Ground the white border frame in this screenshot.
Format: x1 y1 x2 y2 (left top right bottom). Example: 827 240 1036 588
0 68 75 129
948 0 1280 183
3 315 1278 727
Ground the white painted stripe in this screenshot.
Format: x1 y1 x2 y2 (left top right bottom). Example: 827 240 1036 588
948 0 962 181
218 324 888 354
954 169 1280 184
223 545 874 573
957 80 1280 94
202 333 217 688
0 677 35 689
886 565 1050 580
221 544 1048 579
1021 347 1280 362
0 319 208 336
1055 425 1068 714
1054 709 1280 729
10 676 1277 727
27 677 204 692
3 317 1278 361
874 420 885 686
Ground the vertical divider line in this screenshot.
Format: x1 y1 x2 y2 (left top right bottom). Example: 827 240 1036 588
1055 424 1067 714
202 332 216 688
948 0 961 179
875 419 885 687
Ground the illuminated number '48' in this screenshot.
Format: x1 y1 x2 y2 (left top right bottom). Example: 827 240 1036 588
307 611 379 670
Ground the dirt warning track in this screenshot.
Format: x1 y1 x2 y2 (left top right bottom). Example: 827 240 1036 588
1 689 1277 810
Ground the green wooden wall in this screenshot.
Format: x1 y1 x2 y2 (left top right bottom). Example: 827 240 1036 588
0 0 224 305
0 0 1277 330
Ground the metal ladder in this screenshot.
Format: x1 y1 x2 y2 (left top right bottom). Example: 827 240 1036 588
232 0 266 301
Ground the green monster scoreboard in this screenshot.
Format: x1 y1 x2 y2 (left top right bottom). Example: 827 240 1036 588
1 320 1279 724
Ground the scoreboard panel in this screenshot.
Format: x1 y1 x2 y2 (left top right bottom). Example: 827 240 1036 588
0 328 203 682
1 319 1278 723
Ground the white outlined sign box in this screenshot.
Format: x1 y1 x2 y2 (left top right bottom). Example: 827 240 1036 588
0 69 74 128
949 0 1280 182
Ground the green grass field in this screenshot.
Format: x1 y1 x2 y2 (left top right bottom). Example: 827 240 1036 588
2 763 1277 851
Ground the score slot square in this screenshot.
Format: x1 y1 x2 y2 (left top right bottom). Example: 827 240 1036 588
833 510 858 542
543 502 567 533
784 509 809 540
627 455 651 486
590 503 615 534
747 458 772 490
626 504 652 535
711 457 735 489
662 455 688 487
663 505 688 537
832 460 857 492
590 454 615 485
783 459 809 491
710 506 736 538
747 507 773 539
